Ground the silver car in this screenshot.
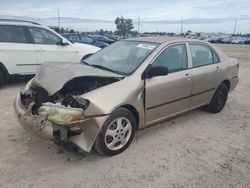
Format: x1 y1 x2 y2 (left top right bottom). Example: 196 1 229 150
14 37 239 156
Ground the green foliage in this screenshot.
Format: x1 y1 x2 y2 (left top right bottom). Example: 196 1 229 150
69 29 75 33
115 16 134 36
94 29 113 36
59 27 65 34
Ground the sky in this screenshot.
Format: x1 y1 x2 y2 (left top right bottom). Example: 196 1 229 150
0 0 250 33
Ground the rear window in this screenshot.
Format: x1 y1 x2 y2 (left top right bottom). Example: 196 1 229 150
0 25 28 43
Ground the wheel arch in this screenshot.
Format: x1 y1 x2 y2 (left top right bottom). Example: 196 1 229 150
222 79 230 90
0 61 9 80
119 104 140 129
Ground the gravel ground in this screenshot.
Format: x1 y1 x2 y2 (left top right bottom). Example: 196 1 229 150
0 44 250 188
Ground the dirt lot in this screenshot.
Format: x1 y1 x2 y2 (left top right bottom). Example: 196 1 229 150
0 44 250 188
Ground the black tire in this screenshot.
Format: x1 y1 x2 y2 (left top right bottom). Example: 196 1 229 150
206 83 229 113
0 69 5 87
94 108 136 156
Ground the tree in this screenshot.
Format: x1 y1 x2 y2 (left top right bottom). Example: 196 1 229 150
59 27 65 34
115 16 134 36
69 29 75 33
99 29 104 36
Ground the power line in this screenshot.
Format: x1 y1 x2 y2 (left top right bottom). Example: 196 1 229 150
138 15 140 34
57 10 60 30
180 18 183 35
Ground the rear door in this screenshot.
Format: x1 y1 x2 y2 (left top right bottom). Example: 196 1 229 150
145 43 192 124
27 27 78 67
0 25 37 75
188 43 223 108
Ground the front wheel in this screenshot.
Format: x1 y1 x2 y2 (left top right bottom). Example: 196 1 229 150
0 69 5 87
205 83 229 113
94 108 136 156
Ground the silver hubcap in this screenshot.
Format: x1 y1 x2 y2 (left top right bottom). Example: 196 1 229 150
104 117 132 151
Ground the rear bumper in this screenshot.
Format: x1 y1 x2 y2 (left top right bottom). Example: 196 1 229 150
14 91 109 152
229 76 239 92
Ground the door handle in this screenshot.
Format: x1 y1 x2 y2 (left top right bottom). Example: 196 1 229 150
184 73 191 80
216 66 221 72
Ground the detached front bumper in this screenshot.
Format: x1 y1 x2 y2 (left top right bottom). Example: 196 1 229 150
14 91 109 152
14 91 53 140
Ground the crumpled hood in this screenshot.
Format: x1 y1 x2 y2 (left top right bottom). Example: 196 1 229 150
33 62 123 95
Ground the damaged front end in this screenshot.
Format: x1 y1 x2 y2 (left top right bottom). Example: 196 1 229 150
14 76 120 152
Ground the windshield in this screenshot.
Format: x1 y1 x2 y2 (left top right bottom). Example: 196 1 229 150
84 41 158 75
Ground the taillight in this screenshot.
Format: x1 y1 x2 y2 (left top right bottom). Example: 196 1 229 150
236 63 239 69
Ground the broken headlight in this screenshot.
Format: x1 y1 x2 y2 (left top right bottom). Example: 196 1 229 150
37 103 84 124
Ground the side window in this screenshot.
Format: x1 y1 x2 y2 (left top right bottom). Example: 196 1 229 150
212 51 220 63
190 44 215 67
68 35 80 41
80 35 94 43
152 44 188 73
28 27 61 45
0 25 28 43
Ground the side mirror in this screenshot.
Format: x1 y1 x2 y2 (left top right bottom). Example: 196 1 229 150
143 66 168 79
57 38 69 46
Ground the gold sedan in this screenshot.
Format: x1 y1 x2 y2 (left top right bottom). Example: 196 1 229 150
14 37 239 156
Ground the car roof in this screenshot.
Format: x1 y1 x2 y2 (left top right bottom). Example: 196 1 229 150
63 33 87 36
63 33 79 35
126 36 204 44
0 19 40 26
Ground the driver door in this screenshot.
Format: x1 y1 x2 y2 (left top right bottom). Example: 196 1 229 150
145 43 192 124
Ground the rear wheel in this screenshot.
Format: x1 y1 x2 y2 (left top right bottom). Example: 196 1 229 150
94 108 136 156
206 83 228 113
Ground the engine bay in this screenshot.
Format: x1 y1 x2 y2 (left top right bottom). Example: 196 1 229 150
21 76 120 114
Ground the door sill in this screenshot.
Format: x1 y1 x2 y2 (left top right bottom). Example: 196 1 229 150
145 102 208 126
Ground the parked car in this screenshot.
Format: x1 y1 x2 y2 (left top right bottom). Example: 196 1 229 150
208 37 223 43
221 37 234 44
90 35 115 44
231 38 246 44
106 35 121 41
14 37 239 156
62 33 108 48
0 19 100 86
245 40 250 44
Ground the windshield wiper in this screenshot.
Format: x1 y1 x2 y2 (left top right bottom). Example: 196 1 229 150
81 61 126 75
81 61 91 66
90 64 126 75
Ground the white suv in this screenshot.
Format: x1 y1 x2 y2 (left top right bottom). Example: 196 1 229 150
0 19 100 86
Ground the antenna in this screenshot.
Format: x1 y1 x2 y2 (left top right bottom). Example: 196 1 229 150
233 18 237 35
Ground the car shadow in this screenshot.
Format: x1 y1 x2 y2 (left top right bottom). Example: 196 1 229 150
50 108 207 161
1 75 34 89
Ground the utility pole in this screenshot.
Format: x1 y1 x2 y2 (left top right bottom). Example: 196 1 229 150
138 15 140 35
57 10 61 30
233 18 237 35
180 18 183 36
